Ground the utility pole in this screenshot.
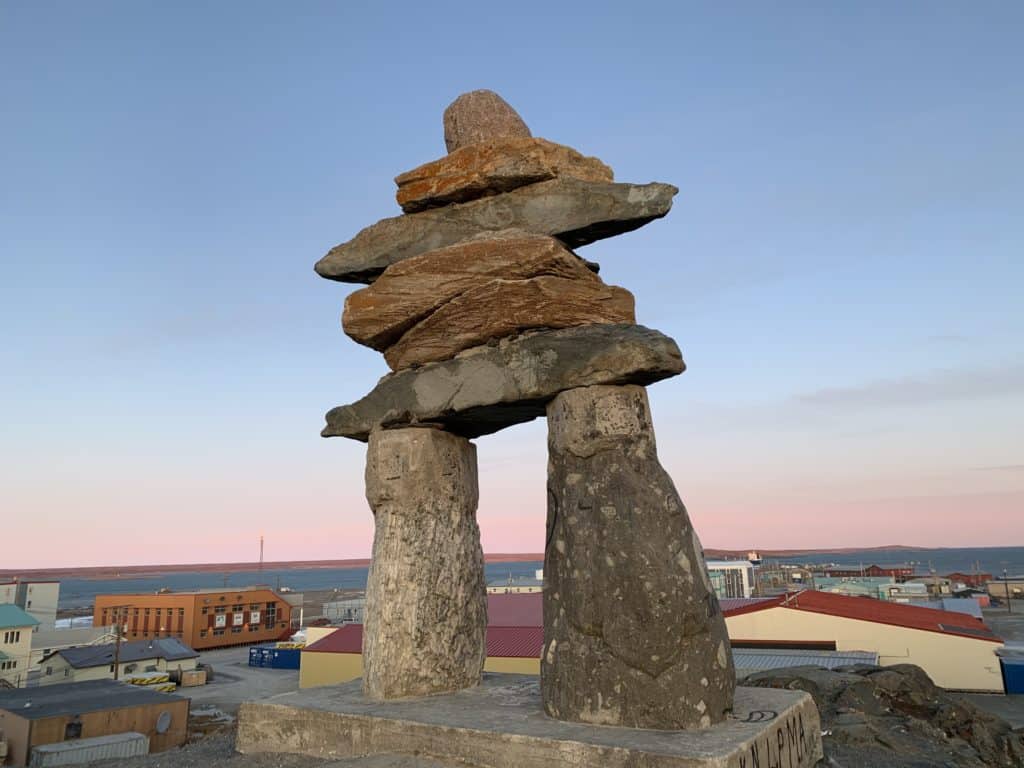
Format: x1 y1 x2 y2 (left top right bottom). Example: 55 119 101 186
259 535 264 573
1005 569 1012 614
111 605 128 681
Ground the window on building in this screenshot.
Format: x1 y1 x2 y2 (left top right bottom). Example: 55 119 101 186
232 604 244 612
65 719 83 740
214 606 226 613
144 609 151 616
202 607 209 614
231 627 242 634
200 630 207 638
213 628 225 636
64 668 71 677
178 608 185 616
45 666 52 675
248 625 259 632
109 664 115 672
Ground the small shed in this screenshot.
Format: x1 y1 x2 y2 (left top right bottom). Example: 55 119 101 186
0 680 188 767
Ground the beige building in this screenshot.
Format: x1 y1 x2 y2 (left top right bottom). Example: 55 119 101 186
0 605 39 688
987 576 1024 601
724 591 1004 692
0 581 60 632
486 570 544 594
29 625 118 668
39 638 198 686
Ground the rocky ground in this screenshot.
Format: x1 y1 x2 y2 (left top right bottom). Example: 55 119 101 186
742 664 1024 767
86 663 1024 768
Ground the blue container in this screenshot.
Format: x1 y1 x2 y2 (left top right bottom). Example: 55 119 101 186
1001 658 1024 695
248 644 300 670
267 647 301 669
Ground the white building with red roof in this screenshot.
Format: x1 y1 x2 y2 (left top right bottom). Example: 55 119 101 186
723 591 1004 691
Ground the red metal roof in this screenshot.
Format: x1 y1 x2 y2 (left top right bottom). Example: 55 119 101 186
305 624 362 654
723 590 1002 643
487 593 542 627
303 624 543 659
486 626 544 658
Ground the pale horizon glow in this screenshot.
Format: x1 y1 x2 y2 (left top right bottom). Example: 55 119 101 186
1 2 1022 569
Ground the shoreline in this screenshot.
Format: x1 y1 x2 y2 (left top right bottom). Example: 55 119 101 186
0 546 935 582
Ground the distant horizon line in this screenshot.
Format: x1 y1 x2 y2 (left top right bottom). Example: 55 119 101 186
2 543 1019 579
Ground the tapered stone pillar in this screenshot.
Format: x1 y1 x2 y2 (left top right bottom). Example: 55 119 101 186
542 384 735 728
363 427 487 700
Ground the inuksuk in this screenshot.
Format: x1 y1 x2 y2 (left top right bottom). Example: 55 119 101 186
317 90 735 728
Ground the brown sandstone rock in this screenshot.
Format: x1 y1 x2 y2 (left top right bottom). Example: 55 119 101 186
443 90 531 153
395 137 613 213
343 232 598 350
383 276 635 371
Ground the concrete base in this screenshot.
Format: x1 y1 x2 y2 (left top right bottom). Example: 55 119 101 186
237 673 823 768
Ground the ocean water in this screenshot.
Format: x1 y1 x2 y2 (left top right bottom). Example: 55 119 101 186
770 546 1024 577
55 546 1024 609
57 561 543 609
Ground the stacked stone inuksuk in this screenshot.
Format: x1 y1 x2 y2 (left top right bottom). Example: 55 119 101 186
317 90 735 729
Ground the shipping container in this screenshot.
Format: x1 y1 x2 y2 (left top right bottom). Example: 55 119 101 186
30 732 149 767
248 644 301 670
180 668 207 687
1001 658 1024 695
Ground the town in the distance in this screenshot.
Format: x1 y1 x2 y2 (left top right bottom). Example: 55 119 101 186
0 547 1022 766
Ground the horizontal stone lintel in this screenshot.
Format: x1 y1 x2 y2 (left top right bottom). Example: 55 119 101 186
322 324 685 442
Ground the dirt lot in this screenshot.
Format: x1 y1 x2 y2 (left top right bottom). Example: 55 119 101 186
185 645 300 715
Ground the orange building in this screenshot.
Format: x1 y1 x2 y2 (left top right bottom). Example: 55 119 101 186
93 587 294 651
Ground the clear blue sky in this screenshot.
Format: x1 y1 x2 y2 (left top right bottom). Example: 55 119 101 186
2 2 1022 567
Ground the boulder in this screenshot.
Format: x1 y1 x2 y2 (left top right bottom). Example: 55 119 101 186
442 89 531 153
315 178 677 283
322 324 685 441
343 231 598 351
742 665 1024 767
395 137 613 213
383 275 635 370
543 385 736 728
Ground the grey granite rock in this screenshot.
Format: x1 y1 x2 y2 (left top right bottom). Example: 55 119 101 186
543 385 735 729
363 427 487 700
442 90 531 153
315 178 677 283
322 324 684 441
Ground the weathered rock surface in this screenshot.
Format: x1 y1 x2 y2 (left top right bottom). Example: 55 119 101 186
395 137 613 213
384 275 635 370
323 324 684 441
543 384 735 729
743 664 1024 767
315 178 677 283
363 428 487 700
443 90 531 153
343 231 598 351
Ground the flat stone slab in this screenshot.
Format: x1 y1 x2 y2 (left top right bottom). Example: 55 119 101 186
322 324 684 441
237 673 823 768
315 178 677 283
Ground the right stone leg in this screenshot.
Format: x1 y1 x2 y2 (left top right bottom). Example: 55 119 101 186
542 384 735 729
363 427 487 700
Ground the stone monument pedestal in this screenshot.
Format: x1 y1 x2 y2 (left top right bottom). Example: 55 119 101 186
237 673 823 768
